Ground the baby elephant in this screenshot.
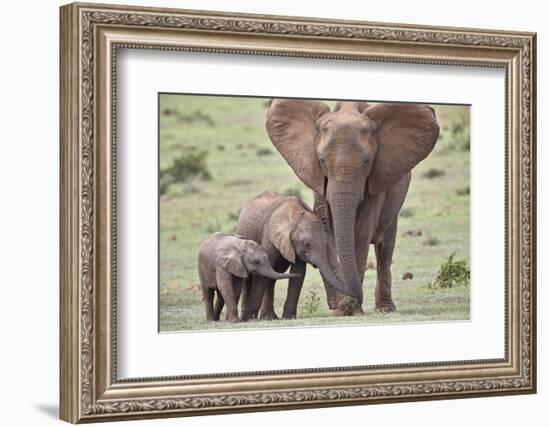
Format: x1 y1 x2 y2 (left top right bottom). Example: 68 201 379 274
237 191 351 321
198 233 299 322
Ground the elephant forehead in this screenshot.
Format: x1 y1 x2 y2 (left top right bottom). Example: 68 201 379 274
324 110 374 129
296 211 324 232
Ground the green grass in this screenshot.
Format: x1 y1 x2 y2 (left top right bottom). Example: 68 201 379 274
159 96 470 332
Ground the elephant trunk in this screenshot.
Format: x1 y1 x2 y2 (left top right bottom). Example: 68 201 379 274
255 263 300 280
327 182 364 305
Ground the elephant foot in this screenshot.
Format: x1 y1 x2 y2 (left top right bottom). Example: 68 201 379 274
240 309 258 322
258 309 279 321
282 311 296 320
375 299 396 313
225 313 240 322
329 296 363 317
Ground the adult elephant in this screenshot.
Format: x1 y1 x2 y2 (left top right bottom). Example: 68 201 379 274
266 100 439 315
236 191 350 320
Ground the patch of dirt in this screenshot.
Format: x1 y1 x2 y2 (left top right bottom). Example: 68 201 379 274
186 283 201 292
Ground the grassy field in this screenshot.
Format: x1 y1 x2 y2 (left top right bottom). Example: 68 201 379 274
159 94 470 332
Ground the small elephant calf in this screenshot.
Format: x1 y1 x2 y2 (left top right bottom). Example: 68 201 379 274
198 233 299 322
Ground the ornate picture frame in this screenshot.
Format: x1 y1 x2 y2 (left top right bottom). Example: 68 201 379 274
60 2 536 423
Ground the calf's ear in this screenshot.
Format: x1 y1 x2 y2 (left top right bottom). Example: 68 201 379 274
215 246 249 278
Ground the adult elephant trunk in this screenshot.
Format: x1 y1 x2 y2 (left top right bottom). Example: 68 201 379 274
255 264 300 281
327 181 364 305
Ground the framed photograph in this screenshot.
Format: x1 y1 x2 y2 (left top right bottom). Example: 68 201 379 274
60 2 537 423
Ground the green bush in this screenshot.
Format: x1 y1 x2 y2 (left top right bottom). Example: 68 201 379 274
227 211 240 222
302 290 321 316
423 168 445 179
429 252 470 289
456 186 470 196
424 237 440 247
256 148 273 157
160 150 212 195
440 120 470 153
399 207 414 218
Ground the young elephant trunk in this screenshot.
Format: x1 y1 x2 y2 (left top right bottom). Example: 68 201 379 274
316 259 355 298
255 263 300 280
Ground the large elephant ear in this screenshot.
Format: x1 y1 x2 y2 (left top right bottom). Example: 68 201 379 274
214 245 249 278
365 103 440 195
266 99 330 195
267 202 300 264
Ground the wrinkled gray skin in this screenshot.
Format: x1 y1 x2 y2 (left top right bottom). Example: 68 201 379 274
236 191 350 321
266 100 439 315
198 233 299 322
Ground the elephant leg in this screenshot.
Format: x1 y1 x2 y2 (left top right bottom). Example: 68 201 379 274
374 219 397 312
258 280 278 320
239 276 253 318
241 275 269 321
233 277 243 307
258 258 290 320
215 268 239 322
203 287 216 322
282 260 306 319
213 290 224 321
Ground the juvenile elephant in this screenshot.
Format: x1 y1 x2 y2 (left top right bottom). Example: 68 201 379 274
266 100 439 315
198 233 298 322
236 191 350 321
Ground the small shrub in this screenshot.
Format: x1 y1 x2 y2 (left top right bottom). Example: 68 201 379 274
403 229 422 237
399 207 414 218
217 145 225 151
159 178 171 196
440 120 470 152
159 150 212 194
429 252 470 289
423 168 445 179
236 144 244 150
227 211 240 222
302 290 321 316
424 237 440 246
203 218 222 234
162 108 177 116
456 186 470 196
177 110 215 126
256 148 273 156
283 188 303 199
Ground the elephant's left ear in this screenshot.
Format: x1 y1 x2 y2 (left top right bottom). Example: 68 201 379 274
365 103 440 195
215 247 249 279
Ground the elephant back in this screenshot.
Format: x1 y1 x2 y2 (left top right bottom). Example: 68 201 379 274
236 191 288 243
